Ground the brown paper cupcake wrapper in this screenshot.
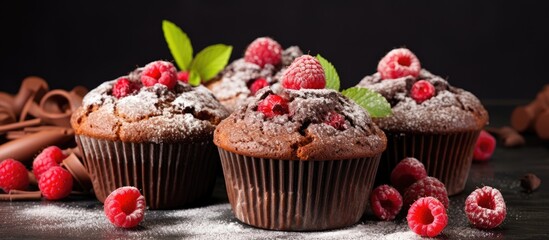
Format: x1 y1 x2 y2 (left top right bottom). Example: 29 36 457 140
218 148 381 231
376 130 481 196
76 135 219 210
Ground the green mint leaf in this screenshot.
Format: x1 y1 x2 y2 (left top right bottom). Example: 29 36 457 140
341 87 392 118
162 20 193 71
316 54 340 91
190 44 232 82
187 69 201 86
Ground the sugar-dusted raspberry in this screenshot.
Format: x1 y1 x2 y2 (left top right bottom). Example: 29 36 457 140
257 94 289 118
325 111 346 130
281 55 326 90
370 185 403 221
0 159 29 193
473 130 496 161
377 48 421 80
38 166 73 200
407 197 448 237
32 146 66 180
141 60 178 89
112 77 140 98
465 186 506 229
104 186 146 228
390 157 428 193
410 80 435 103
177 71 189 83
404 176 449 209
248 78 269 95
244 37 283 68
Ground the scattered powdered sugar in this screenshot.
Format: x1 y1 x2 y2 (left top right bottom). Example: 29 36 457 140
14 202 497 240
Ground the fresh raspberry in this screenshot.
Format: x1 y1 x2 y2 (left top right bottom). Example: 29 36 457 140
0 159 29 193
407 197 448 237
281 55 326 90
38 166 73 200
141 61 178 89
377 48 421 80
104 186 146 228
465 186 506 229
257 94 289 118
325 111 346 130
244 37 283 68
410 80 435 103
390 157 428 193
248 78 269 95
473 130 496 161
370 185 403 221
112 77 140 98
177 71 189 83
404 176 449 209
32 146 66 180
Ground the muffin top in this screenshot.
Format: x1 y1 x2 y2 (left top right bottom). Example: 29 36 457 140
357 69 488 133
71 62 229 143
206 38 303 112
214 87 387 160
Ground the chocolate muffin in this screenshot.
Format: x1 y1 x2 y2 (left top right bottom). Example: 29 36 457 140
71 60 229 209
206 37 303 112
214 87 387 231
357 48 488 196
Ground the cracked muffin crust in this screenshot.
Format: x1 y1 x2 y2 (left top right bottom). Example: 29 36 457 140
357 69 488 133
214 87 387 160
71 68 229 144
206 46 303 112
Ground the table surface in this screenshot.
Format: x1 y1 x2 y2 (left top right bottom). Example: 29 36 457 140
1 105 548 240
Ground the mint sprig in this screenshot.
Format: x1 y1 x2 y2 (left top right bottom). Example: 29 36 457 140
341 87 392 118
162 20 232 86
316 54 340 91
162 20 193 71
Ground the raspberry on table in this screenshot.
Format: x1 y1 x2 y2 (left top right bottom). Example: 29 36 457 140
112 77 140 98
104 186 146 228
325 111 346 130
377 48 421 80
281 55 326 90
404 176 449 209
38 166 73 200
407 196 448 237
248 78 269 95
473 130 496 161
0 159 29 193
410 80 435 103
465 186 506 229
257 94 289 118
32 146 66 180
390 157 428 193
370 184 403 221
177 71 189 83
244 37 283 68
141 60 178 89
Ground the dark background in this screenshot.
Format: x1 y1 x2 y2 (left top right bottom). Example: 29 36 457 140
1 1 548 101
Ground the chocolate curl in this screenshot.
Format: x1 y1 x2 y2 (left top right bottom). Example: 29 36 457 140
61 153 92 192
0 118 41 134
535 110 549 140
28 171 37 186
485 126 526 147
512 88 549 132
0 128 74 164
13 77 49 117
0 190 41 201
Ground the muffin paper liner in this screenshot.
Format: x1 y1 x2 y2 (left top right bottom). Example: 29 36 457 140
218 148 381 231
376 130 481 196
76 135 219 210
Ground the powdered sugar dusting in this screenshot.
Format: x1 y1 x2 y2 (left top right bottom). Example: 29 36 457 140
14 202 497 239
357 69 488 132
208 46 303 112
74 70 229 143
